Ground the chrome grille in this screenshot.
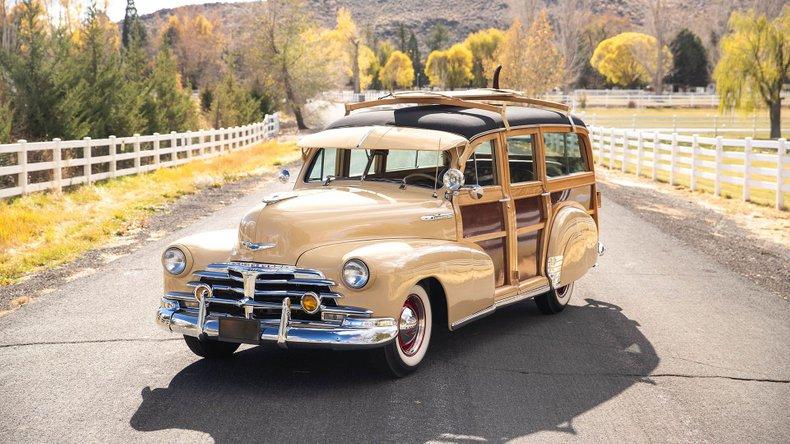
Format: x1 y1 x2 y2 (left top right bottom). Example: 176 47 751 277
185 262 342 320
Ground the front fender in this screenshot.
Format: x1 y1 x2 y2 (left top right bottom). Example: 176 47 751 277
163 229 236 294
296 239 494 328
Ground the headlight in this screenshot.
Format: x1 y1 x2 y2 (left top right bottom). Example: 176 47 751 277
162 247 187 275
342 259 369 289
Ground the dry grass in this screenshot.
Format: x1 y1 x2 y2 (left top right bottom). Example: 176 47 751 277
0 140 300 285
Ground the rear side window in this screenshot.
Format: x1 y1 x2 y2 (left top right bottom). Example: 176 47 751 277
506 135 537 183
543 133 588 178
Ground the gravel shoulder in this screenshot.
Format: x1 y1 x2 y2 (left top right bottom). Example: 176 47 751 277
597 168 790 300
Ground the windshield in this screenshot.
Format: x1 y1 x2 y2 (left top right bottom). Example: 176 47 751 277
305 148 450 189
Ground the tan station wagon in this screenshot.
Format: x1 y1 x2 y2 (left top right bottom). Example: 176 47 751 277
156 90 603 376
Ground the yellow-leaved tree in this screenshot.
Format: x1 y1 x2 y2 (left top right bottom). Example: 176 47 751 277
328 8 376 93
379 50 414 91
494 11 564 95
590 32 672 88
425 43 473 89
714 8 789 139
463 28 504 87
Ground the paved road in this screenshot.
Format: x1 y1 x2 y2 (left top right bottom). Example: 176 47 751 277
1 177 788 443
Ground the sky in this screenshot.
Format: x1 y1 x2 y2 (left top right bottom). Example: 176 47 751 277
104 0 256 21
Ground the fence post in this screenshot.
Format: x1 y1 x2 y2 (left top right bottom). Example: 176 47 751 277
609 128 614 170
153 133 160 166
713 115 718 137
743 137 752 202
134 134 141 173
714 136 723 196
109 136 117 178
669 133 678 185
777 138 786 210
652 132 659 181
19 140 28 195
621 131 628 172
170 131 178 163
690 134 699 191
52 138 62 193
636 132 644 177
83 137 92 185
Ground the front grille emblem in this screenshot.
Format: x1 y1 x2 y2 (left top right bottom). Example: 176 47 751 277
241 270 260 299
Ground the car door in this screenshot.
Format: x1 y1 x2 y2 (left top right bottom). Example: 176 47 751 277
502 129 552 295
456 133 518 301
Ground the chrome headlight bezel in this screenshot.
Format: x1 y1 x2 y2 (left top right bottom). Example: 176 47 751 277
342 259 369 289
162 247 187 276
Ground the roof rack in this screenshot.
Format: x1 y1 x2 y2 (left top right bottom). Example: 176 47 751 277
343 89 575 131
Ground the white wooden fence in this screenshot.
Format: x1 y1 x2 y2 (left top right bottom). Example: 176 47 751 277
0 114 280 199
588 126 789 210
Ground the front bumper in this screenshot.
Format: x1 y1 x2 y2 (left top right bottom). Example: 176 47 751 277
156 299 398 350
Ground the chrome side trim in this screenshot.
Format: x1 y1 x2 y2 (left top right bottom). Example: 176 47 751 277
240 241 276 251
450 285 551 330
421 212 454 221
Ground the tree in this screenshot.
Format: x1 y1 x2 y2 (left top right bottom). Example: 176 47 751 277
121 0 147 49
494 12 564 95
427 23 449 52
208 71 261 128
425 43 473 89
396 22 407 52
252 0 339 129
406 31 422 87
463 28 504 87
639 0 676 93
577 13 632 88
378 50 414 91
714 8 789 139
666 29 709 89
140 45 197 134
590 32 672 88
549 0 591 91
329 8 369 93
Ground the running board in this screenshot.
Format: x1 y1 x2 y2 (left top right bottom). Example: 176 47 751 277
450 285 551 330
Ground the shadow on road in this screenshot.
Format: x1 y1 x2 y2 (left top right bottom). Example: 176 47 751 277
130 298 658 442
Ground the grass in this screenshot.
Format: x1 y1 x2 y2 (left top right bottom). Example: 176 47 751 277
0 140 300 286
576 107 790 139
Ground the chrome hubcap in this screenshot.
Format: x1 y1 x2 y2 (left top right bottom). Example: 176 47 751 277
398 295 425 357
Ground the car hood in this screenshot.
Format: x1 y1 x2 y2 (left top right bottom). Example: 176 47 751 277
230 184 457 265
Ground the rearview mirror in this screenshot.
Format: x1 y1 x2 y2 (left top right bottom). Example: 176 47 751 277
442 168 464 191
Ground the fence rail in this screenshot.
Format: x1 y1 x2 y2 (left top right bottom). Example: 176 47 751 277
0 114 280 199
588 126 789 210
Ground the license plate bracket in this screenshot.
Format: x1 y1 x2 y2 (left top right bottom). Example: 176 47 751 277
218 317 260 344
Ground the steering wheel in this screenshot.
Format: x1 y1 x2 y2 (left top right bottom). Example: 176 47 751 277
400 172 440 189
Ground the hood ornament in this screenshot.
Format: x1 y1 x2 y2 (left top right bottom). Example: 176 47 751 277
241 240 276 251
262 192 300 204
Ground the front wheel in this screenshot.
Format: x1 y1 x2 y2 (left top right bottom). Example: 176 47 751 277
381 284 433 377
183 335 241 359
534 282 575 315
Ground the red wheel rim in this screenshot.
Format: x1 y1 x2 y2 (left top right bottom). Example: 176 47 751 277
397 294 425 357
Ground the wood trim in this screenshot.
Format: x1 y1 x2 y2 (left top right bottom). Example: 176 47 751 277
457 186 505 206
546 172 596 191
465 230 507 243
517 275 550 294
509 182 543 198
516 222 545 235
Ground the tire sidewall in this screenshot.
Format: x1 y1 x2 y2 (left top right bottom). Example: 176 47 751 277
384 284 433 376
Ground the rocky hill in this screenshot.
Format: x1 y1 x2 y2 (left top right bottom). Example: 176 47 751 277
138 0 749 52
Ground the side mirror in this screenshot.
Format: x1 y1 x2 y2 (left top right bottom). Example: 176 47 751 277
442 168 464 191
467 185 484 200
277 169 290 184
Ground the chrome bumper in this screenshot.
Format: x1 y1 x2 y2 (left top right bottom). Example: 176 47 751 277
156 299 398 350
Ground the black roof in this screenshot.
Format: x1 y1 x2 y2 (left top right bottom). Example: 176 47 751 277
326 105 586 140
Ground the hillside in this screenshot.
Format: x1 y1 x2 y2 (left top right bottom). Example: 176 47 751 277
138 0 748 53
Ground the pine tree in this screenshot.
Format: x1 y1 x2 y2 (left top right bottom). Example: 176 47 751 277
208 72 261 128
666 29 709 89
121 0 147 49
141 46 197 133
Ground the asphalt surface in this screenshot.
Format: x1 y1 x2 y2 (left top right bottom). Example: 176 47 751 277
1 177 788 443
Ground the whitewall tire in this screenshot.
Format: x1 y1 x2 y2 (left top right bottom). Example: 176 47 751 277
382 283 433 377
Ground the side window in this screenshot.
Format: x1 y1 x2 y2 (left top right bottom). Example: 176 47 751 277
464 140 497 186
306 148 338 182
543 133 588 178
506 135 537 183
347 149 369 177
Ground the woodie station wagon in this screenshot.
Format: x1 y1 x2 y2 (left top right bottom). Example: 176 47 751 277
156 89 604 376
